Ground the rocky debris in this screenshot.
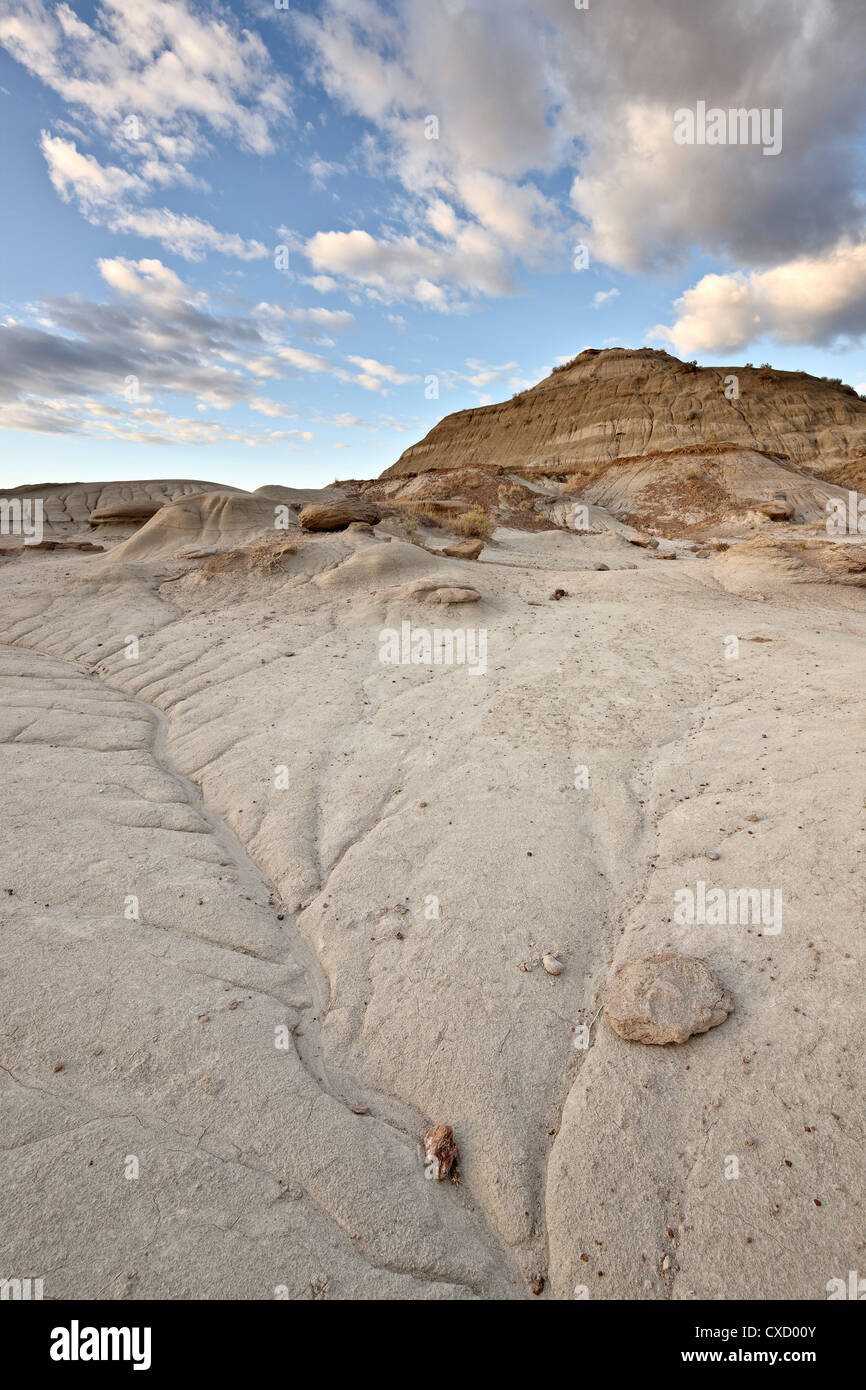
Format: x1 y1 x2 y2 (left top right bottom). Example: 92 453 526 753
542 954 565 976
442 538 484 560
201 539 296 575
626 531 658 549
424 1124 458 1181
594 562 610 571
549 588 568 600
347 520 376 534
603 953 734 1045
299 501 381 531
90 501 164 523
756 499 794 520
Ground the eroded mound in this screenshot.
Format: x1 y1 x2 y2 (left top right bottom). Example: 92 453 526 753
102 492 288 569
711 536 866 596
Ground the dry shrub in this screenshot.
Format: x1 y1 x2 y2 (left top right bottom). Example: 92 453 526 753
202 538 296 575
387 499 447 527
497 482 536 510
455 507 492 538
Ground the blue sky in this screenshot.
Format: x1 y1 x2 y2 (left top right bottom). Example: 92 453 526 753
1 0 865 490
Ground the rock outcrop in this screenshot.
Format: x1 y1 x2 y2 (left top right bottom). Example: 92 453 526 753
299 501 382 531
90 501 164 523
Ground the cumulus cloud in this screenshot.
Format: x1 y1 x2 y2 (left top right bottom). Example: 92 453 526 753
6 0 866 351
292 0 866 338
649 240 866 355
1 1 290 261
0 0 290 154
302 227 517 310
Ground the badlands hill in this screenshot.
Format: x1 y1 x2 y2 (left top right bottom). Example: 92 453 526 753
369 348 866 540
380 347 866 484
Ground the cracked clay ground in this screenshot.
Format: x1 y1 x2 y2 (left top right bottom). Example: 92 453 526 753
0 525 863 1299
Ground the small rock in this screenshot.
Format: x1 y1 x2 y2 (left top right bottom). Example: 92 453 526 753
594 562 609 571
603 953 734 1045
705 850 721 860
756 499 793 520
532 1274 545 1295
542 954 565 976
442 539 484 560
549 588 569 600
745 813 760 823
424 1123 458 1181
425 586 481 604
53 1059 63 1073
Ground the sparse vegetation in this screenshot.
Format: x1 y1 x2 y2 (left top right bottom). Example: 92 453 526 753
202 538 296 575
455 507 493 538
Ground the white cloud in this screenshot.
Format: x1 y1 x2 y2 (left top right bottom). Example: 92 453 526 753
41 133 268 260
1 1 290 262
295 0 866 322
250 397 298 418
306 153 347 187
592 289 620 309
345 355 418 385
254 302 357 332
318 412 411 432
303 275 339 293
1 0 290 155
649 240 866 355
303 226 517 310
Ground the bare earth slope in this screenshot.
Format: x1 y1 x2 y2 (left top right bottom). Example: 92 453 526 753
0 517 863 1300
381 349 866 481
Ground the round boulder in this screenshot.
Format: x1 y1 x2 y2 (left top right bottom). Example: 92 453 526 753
603 953 734 1045
299 501 381 532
